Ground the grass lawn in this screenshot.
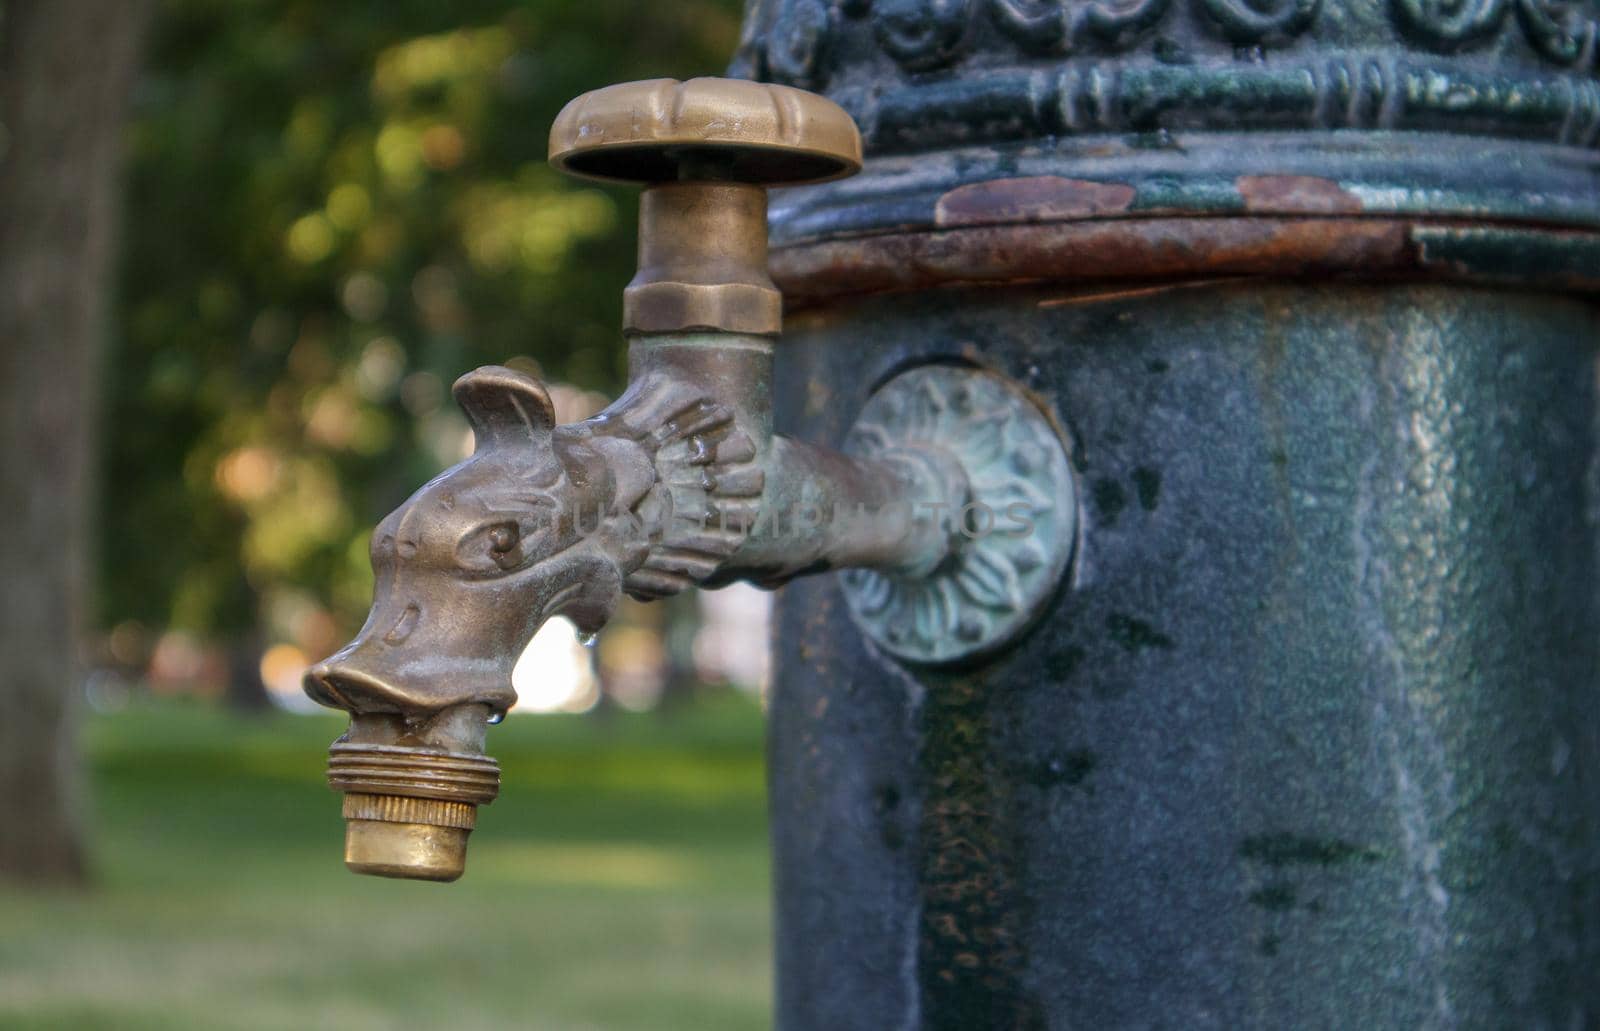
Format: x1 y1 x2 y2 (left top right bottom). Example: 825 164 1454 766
0 696 773 1030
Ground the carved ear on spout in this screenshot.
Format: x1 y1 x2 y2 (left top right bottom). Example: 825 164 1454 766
452 366 557 452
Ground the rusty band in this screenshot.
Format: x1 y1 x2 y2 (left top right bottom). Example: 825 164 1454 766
770 217 1600 310
327 743 500 807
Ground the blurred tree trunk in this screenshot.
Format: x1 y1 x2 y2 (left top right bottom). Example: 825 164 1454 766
0 0 152 883
225 631 273 713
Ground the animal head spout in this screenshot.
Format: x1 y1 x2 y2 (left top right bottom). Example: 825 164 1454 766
304 366 642 720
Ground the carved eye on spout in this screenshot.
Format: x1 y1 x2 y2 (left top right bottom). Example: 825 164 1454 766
488 524 518 556
456 516 543 575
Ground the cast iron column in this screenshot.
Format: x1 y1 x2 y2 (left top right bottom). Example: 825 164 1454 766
736 0 1600 1025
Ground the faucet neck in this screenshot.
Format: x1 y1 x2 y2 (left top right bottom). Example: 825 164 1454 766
625 181 780 337
625 331 776 443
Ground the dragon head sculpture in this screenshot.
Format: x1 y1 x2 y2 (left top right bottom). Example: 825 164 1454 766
304 361 761 720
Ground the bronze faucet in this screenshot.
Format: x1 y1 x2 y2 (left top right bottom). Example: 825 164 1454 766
304 78 1075 881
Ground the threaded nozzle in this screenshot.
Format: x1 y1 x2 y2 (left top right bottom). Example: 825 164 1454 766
327 741 500 882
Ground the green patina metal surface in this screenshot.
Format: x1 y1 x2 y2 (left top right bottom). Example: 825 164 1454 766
768 283 1600 1028
741 0 1600 1024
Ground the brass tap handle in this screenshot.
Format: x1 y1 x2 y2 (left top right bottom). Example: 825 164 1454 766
549 77 861 336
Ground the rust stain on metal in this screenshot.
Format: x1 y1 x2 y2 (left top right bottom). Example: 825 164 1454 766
1235 175 1363 214
772 214 1600 308
772 218 1415 307
935 176 1136 227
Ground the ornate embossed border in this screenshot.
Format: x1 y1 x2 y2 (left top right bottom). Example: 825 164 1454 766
733 0 1600 152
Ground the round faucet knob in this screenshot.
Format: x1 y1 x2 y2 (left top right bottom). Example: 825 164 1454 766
548 77 861 187
549 78 862 336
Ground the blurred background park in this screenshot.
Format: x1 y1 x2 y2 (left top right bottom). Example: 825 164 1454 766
0 1 775 1027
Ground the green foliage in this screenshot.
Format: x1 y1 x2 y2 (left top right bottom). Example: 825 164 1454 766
101 0 745 642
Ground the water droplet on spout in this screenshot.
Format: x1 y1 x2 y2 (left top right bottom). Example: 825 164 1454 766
486 710 505 725
577 632 598 648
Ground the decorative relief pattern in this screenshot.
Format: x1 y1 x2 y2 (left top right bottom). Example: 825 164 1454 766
839 365 1076 665
739 0 1600 74
731 0 1600 148
991 0 1175 54
764 0 832 88
874 0 974 69
1199 0 1321 43
1395 0 1509 48
1517 0 1600 64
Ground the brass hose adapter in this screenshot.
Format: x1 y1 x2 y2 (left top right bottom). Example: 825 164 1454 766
305 77 1074 881
323 707 500 881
